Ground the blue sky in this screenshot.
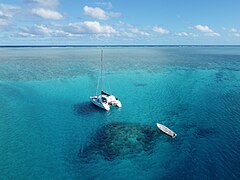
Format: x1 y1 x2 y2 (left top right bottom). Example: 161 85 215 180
0 0 240 45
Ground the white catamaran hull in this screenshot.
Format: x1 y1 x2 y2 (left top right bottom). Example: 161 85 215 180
109 99 122 108
116 100 122 107
90 96 110 111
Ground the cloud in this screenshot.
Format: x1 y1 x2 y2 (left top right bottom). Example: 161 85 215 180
116 21 126 27
64 21 117 34
229 28 237 33
83 5 121 20
26 0 59 9
114 23 150 39
18 24 71 37
152 26 169 34
175 32 198 37
233 33 240 37
225 27 240 37
194 25 213 33
95 2 112 9
18 21 117 38
0 4 20 18
129 28 149 37
27 0 63 20
0 19 9 26
32 8 63 19
205 32 220 37
17 21 151 40
0 4 20 27
194 25 220 37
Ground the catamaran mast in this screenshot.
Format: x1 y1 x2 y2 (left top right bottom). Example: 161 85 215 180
100 49 103 91
95 50 104 95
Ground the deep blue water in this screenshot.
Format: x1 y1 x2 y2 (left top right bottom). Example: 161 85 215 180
0 47 239 179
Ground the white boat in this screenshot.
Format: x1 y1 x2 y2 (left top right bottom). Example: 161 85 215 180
156 123 177 138
90 50 122 111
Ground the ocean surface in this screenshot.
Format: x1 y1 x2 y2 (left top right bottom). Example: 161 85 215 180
0 47 239 179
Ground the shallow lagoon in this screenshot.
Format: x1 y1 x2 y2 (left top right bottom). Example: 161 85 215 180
0 47 240 179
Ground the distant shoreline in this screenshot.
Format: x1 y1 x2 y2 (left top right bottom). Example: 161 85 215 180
0 45 240 48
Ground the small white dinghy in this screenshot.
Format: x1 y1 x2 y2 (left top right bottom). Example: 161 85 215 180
157 123 177 138
90 50 122 111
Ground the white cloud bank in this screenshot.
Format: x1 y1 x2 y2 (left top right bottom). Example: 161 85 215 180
227 27 240 37
17 21 152 41
26 0 59 9
83 5 121 20
194 25 220 37
175 32 198 37
0 4 20 27
65 21 117 34
222 27 240 37
18 21 117 37
229 28 237 33
128 28 149 37
95 2 112 9
32 8 63 19
0 4 20 18
19 24 70 37
28 0 63 20
152 26 169 34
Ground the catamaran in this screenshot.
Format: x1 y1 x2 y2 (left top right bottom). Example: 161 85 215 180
90 50 122 111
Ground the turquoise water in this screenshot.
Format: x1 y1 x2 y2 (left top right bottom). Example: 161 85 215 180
0 47 240 179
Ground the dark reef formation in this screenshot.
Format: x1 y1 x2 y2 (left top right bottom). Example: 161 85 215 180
195 127 216 138
79 122 161 161
134 83 148 87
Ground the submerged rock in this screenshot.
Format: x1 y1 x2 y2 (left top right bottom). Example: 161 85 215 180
195 127 216 138
134 83 148 87
79 122 160 161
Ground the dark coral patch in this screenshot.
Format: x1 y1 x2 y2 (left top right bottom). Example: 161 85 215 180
195 127 216 138
79 122 160 161
134 83 148 87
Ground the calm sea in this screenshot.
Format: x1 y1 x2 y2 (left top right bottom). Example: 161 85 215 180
0 47 239 179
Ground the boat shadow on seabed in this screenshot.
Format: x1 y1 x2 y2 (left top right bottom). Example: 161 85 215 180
73 102 106 116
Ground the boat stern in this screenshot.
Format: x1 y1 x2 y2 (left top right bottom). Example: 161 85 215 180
116 100 122 107
103 103 110 111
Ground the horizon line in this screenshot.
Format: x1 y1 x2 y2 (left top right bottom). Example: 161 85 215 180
1 44 240 48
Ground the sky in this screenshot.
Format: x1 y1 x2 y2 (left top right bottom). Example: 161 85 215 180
0 0 240 45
